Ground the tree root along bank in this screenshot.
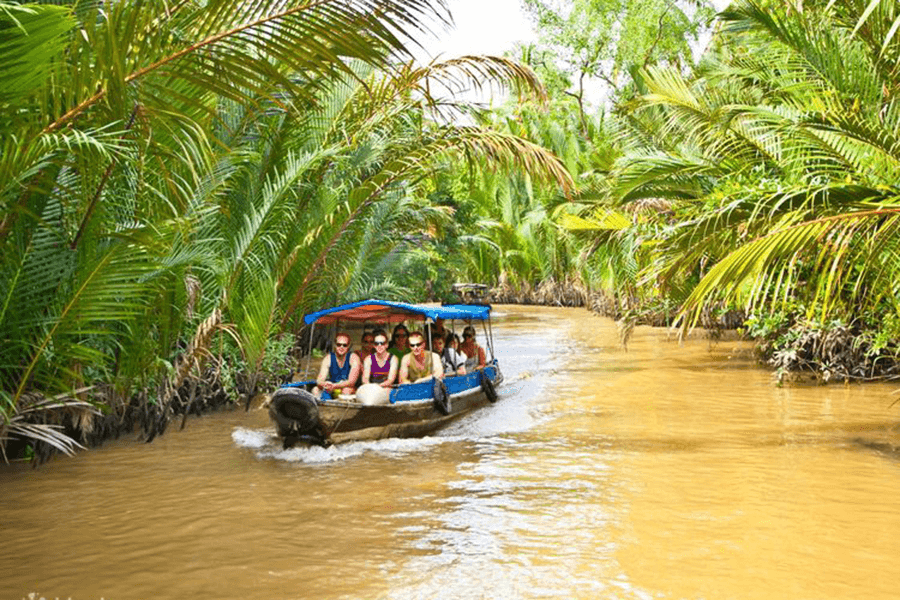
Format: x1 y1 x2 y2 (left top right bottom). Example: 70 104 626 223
4 368 250 465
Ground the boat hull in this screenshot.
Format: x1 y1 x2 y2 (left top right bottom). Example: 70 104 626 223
269 363 503 446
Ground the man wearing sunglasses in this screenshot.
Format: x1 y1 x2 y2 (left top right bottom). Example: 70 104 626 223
399 331 444 384
314 332 361 399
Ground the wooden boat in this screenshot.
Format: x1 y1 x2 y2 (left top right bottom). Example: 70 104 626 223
270 299 503 448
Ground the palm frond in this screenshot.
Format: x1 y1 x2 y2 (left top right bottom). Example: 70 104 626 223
0 3 76 105
678 207 900 327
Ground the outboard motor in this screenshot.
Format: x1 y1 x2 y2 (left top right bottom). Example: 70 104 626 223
269 388 329 448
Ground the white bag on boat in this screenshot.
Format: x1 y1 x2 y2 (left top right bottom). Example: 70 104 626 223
356 383 390 405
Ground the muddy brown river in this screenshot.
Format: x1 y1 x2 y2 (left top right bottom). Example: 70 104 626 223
2 306 899 599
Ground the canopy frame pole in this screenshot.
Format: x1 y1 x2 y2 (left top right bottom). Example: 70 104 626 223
304 321 316 381
482 318 495 361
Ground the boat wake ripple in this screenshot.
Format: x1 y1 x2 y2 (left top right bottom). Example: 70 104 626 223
231 426 463 463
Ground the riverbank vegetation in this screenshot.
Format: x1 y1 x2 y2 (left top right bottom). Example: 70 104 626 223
0 0 572 461
4 0 900 462
445 0 900 384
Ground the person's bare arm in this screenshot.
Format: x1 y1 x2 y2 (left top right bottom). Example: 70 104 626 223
362 355 372 385
399 354 411 384
432 352 444 380
344 354 361 387
383 355 399 387
316 355 332 390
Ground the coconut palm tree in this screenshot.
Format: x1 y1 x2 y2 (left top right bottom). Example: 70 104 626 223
0 0 576 459
599 0 900 333
0 0 460 455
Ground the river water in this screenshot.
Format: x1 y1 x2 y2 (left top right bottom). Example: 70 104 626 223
2 306 899 599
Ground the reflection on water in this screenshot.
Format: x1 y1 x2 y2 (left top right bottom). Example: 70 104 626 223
2 306 899 599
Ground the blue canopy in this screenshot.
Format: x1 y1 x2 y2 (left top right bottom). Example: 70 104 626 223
302 299 491 326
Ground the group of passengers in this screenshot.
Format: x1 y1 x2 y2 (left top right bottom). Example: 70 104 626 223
313 321 486 399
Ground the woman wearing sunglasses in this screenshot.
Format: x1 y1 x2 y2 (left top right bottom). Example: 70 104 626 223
388 324 411 360
361 330 398 387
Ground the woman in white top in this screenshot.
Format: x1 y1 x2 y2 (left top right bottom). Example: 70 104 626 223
433 334 465 376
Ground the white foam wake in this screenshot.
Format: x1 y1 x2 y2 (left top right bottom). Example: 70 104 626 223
231 427 459 464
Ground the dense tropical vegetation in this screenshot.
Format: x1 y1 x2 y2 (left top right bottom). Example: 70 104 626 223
576 0 900 381
443 0 900 382
0 0 571 460
5 0 900 462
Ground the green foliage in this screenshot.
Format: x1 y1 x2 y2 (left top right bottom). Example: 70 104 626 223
0 0 578 458
583 0 900 345
742 311 792 341
521 0 716 111
0 3 76 105
219 333 296 401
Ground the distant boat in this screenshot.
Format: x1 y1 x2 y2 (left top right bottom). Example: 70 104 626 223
451 282 489 304
269 299 503 448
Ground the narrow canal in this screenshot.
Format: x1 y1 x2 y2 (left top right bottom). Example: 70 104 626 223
2 306 899 599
